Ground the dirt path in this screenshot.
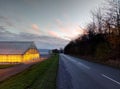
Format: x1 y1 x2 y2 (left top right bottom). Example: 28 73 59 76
0 58 46 82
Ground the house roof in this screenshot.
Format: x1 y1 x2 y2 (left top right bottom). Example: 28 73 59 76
0 41 37 55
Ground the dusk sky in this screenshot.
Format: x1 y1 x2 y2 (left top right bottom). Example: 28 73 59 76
0 0 104 49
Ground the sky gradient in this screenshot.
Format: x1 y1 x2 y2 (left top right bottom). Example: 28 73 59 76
0 0 104 49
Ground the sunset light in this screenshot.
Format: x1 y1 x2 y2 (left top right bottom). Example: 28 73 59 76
0 0 120 89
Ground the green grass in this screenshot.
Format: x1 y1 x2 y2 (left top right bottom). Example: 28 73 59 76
0 64 17 69
0 54 59 89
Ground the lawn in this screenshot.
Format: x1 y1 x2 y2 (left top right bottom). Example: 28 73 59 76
0 54 59 89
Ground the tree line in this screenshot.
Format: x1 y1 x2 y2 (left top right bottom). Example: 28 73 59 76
64 0 120 65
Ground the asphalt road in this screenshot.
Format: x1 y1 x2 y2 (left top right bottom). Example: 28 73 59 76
57 54 120 89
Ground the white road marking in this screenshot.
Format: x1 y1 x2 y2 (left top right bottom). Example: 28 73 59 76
102 74 120 85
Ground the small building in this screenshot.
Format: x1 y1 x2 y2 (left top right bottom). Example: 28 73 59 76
0 41 40 63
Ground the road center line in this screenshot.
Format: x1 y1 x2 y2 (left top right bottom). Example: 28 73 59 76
102 74 120 85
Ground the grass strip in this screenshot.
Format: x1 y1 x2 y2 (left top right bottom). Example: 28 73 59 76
0 54 59 89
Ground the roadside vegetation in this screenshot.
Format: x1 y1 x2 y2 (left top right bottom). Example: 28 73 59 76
0 54 59 89
64 0 120 68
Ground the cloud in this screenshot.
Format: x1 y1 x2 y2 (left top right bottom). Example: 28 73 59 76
0 26 5 30
18 33 69 49
0 26 17 40
48 30 59 38
0 16 14 27
31 24 39 31
0 27 68 49
54 18 84 40
29 24 41 35
55 19 63 27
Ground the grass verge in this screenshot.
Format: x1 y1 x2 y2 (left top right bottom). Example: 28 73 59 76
0 54 59 89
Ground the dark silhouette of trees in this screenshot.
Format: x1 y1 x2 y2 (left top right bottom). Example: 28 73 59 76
52 49 59 53
64 0 120 64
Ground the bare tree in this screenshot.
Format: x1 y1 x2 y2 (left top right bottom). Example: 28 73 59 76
91 8 103 33
105 0 120 35
90 10 97 33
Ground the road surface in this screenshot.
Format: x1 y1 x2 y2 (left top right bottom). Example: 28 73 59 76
57 54 120 89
